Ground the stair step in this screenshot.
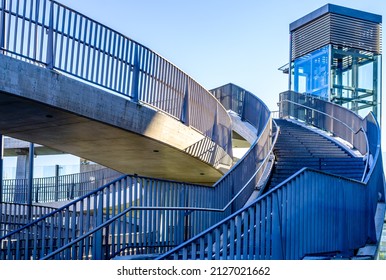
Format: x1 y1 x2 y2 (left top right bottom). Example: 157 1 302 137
265 119 365 192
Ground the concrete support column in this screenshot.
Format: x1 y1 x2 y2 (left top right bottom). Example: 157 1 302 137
27 143 34 220
14 148 29 203
13 144 34 207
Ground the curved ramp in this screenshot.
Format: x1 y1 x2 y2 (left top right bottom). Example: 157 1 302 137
0 54 230 185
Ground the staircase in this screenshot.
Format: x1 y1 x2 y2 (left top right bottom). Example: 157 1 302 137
266 119 366 190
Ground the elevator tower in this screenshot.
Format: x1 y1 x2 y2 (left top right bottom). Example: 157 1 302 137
289 4 382 120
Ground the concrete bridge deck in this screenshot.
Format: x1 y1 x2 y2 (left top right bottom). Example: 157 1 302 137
0 54 232 185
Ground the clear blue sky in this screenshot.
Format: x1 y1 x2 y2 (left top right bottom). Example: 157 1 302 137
57 0 385 112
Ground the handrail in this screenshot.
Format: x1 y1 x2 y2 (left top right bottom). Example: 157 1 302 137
157 166 375 260
280 99 363 135
280 98 370 182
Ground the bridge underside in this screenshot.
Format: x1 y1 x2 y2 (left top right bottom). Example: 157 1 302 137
0 92 224 185
0 93 226 184
0 55 228 185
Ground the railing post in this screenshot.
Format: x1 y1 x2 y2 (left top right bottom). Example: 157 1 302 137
0 0 5 53
34 183 39 203
46 0 54 69
93 191 104 259
212 104 219 143
34 0 40 61
227 127 233 157
70 177 75 200
240 90 246 121
176 189 185 244
271 193 284 259
131 45 140 102
54 164 59 201
180 79 190 125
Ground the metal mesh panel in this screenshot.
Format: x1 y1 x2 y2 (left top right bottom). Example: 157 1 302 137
291 13 382 61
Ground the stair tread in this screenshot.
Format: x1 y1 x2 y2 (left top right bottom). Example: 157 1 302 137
265 119 365 192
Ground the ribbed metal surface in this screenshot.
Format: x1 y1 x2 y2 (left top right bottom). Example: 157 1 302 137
291 14 331 60
291 13 382 60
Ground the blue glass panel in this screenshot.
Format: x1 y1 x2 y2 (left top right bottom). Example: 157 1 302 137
292 46 330 99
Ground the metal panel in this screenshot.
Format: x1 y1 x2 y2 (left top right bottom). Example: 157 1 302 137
291 12 382 61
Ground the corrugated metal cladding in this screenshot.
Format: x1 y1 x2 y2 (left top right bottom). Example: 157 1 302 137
291 13 382 61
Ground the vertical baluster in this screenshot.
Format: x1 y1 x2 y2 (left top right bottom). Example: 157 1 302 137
5 0 11 51
143 179 149 253
63 9 71 71
94 24 102 83
116 35 124 93
105 29 113 88
247 207 255 259
113 34 120 91
123 39 133 96
26 0 34 58
55 5 63 68
74 14 82 76
99 27 109 86
12 0 19 53
111 181 117 256
0 0 5 52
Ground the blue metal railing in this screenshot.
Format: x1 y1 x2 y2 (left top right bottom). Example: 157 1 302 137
0 0 232 157
2 167 122 203
0 202 57 237
157 91 385 260
0 174 211 259
157 168 376 260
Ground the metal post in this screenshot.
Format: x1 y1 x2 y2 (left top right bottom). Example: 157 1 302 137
373 55 379 122
46 0 54 69
352 57 359 114
379 55 382 126
55 164 59 201
0 0 6 55
240 89 246 121
27 142 34 221
180 79 190 125
131 45 139 102
0 134 3 204
211 104 219 144
94 191 104 259
33 0 40 61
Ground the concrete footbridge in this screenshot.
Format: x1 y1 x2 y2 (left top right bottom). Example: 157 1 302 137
0 1 384 261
